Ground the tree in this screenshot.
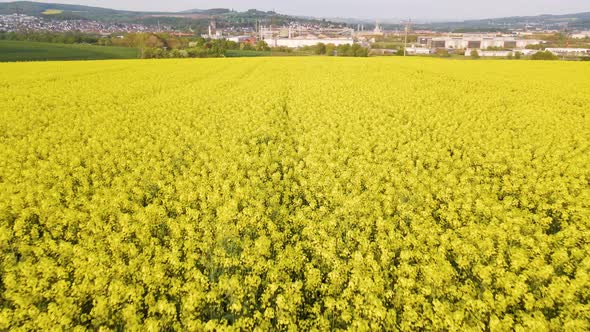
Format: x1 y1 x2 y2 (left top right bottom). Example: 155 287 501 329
336 44 351 56
145 34 165 48
164 35 185 50
255 41 270 52
514 51 522 60
470 50 480 59
315 43 327 55
351 44 369 57
193 37 207 47
531 50 558 60
240 42 254 51
142 47 168 59
97 38 112 46
325 44 336 56
436 49 450 57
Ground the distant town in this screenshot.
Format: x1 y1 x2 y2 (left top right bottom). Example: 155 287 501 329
0 14 166 34
1 7 590 59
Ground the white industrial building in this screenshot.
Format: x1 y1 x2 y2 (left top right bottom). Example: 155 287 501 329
464 49 514 57
519 49 541 56
264 38 354 48
546 48 590 56
406 46 431 55
258 25 354 48
420 35 542 50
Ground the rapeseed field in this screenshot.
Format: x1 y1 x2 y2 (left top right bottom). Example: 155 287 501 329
1 57 589 330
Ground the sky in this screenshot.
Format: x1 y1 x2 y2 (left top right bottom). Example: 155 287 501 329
2 0 589 20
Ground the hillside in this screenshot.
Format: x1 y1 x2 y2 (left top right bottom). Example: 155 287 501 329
419 12 590 31
180 8 232 15
0 1 331 27
2 1 589 31
0 1 136 16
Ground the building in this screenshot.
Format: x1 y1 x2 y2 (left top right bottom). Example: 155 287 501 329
257 24 354 48
515 31 535 36
406 46 431 55
519 49 540 56
371 49 397 55
265 38 354 48
546 48 590 56
464 49 514 57
227 36 258 45
571 31 590 39
373 21 384 35
355 21 385 37
420 35 542 50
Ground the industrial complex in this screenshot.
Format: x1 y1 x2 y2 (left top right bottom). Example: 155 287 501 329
197 18 589 58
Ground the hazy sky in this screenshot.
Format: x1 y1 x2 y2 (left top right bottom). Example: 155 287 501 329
2 0 589 20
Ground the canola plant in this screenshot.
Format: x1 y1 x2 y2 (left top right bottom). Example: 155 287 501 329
1 57 589 331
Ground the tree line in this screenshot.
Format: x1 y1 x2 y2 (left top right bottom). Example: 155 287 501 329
300 43 369 57
0 31 100 44
1 31 371 58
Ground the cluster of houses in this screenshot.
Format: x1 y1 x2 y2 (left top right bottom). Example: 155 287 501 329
0 14 160 34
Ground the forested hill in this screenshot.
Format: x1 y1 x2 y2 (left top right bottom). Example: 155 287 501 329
2 1 588 30
0 1 332 26
418 12 590 31
0 1 137 16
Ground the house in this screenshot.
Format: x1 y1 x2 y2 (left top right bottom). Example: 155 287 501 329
227 36 258 45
